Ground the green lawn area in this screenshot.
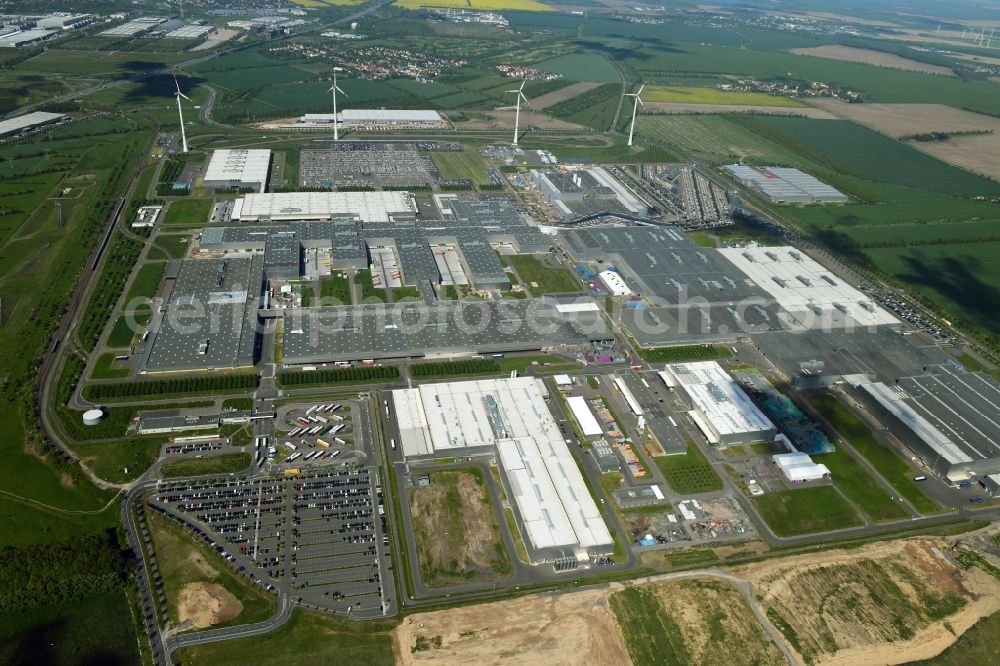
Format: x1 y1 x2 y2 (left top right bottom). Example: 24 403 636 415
161 453 252 478
431 150 494 186
319 270 352 305
151 233 190 259
89 352 130 380
816 449 910 522
106 313 149 348
808 393 943 515
409 354 579 381
355 269 385 303
69 437 166 484
751 486 864 537
437 284 458 300
505 254 581 296
0 590 139 666
653 443 723 494
637 344 733 364
390 286 421 301
123 262 165 306
146 511 275 632
175 608 397 665
162 198 213 226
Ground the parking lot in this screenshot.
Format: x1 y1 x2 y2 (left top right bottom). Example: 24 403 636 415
290 468 393 619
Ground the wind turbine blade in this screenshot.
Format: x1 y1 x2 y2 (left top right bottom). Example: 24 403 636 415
519 79 526 91
636 96 644 107
178 92 192 101
336 86 347 96
637 83 645 95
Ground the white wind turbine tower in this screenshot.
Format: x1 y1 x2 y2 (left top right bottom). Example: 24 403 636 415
625 83 645 147
173 75 191 154
506 79 528 146
329 67 347 141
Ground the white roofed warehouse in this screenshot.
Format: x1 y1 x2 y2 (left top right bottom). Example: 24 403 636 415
230 191 418 223
390 377 614 563
203 149 272 193
659 361 775 447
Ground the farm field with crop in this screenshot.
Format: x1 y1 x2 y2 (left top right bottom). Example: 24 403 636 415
747 116 1000 198
636 114 812 167
431 150 494 186
643 85 805 107
750 486 863 536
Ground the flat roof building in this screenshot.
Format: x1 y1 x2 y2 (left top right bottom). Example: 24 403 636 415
300 110 446 128
773 452 830 482
391 377 614 561
723 165 849 203
659 362 775 447
845 365 1000 495
598 270 632 297
717 246 898 330
203 149 271 193
231 191 417 223
0 111 65 137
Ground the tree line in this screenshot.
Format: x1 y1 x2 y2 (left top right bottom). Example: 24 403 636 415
83 374 258 400
0 531 132 613
277 366 400 387
410 359 500 377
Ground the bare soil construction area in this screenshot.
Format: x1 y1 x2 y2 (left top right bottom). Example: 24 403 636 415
408 468 510 587
455 110 585 130
644 103 836 118
791 45 956 76
394 587 631 666
395 532 1000 666
733 537 1000 666
177 582 243 630
806 100 1000 180
530 82 602 110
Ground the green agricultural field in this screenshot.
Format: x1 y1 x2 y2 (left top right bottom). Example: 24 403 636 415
532 52 620 83
644 85 804 107
175 609 397 666
163 199 213 226
863 243 1000 335
505 254 581 296
431 150 494 186
748 117 1000 199
161 454 253 478
89 353 130 380
0 591 139 666
807 395 943 515
13 49 191 77
636 114 811 167
815 449 909 522
654 443 724 494
751 486 863 536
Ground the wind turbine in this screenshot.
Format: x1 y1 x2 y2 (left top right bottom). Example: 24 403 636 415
506 79 528 146
329 67 347 141
625 83 645 147
173 75 191 154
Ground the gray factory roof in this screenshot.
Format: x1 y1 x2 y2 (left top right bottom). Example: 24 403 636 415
199 197 548 288
0 111 64 137
144 256 264 371
723 165 849 203
281 300 611 364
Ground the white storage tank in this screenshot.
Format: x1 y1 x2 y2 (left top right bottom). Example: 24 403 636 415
82 409 105 426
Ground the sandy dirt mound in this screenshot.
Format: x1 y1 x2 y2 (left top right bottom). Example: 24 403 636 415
394 588 630 666
733 537 1000 666
178 582 243 630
